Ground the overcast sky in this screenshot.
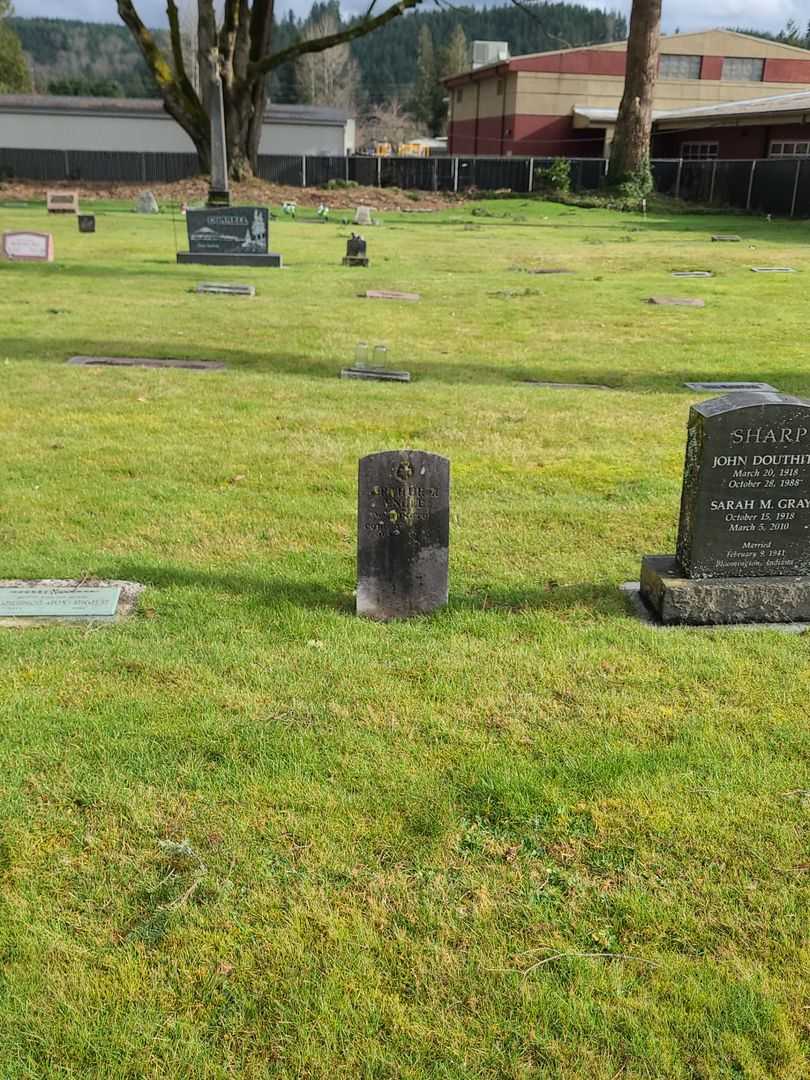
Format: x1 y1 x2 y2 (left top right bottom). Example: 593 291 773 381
10 0 806 38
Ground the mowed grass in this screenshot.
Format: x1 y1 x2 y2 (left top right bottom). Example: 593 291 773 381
0 195 808 1079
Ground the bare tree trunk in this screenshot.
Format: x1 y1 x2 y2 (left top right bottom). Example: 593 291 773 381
607 0 662 192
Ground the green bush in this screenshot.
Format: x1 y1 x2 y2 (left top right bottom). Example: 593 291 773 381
534 158 571 195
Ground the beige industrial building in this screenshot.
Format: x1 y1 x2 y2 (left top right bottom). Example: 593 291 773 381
445 30 810 159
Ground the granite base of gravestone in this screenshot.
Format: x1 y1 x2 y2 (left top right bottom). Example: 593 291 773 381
78 214 96 233
357 450 449 620
177 207 282 268
0 580 143 627
638 391 810 625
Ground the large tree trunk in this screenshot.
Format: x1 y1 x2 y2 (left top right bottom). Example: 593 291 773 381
607 0 662 192
118 0 422 180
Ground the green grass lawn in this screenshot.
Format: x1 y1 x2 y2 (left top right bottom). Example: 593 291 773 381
0 195 808 1079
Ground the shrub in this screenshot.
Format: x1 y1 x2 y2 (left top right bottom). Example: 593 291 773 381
534 158 571 195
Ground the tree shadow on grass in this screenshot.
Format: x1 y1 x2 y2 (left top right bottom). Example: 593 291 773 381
108 560 354 615
455 581 626 617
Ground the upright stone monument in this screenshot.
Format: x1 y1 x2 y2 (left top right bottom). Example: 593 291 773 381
177 207 282 267
357 450 449 620
207 75 230 208
640 391 810 624
342 233 368 267
354 206 373 226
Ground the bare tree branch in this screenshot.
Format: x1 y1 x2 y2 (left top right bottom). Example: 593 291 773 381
248 0 422 78
166 0 202 110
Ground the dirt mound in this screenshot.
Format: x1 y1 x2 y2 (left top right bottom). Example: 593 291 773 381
0 176 460 212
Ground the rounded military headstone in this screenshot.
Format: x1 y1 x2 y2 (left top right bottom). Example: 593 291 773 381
357 450 450 620
677 391 810 579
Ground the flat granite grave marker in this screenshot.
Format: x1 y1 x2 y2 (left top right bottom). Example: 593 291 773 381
194 282 255 296
751 267 796 273
522 380 612 390
357 450 449 620
78 214 96 233
47 190 78 214
0 580 142 627
68 355 226 371
672 271 713 278
639 392 810 624
711 234 741 242
341 366 410 382
363 290 420 302
178 207 282 268
2 231 54 262
647 297 705 308
685 381 778 393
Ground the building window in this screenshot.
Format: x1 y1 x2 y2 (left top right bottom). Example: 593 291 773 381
456 88 463 103
770 141 810 157
660 54 701 79
681 142 719 160
722 57 764 81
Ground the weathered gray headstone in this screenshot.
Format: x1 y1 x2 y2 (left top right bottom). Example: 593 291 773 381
354 206 373 226
136 191 159 214
639 392 810 624
357 450 449 620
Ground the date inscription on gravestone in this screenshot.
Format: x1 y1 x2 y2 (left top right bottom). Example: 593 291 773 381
186 207 268 255
0 585 121 618
357 450 449 620
677 392 810 579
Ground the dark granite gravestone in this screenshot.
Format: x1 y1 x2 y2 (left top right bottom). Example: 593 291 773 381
357 450 449 620
177 207 282 268
78 214 96 233
640 392 810 624
342 233 368 267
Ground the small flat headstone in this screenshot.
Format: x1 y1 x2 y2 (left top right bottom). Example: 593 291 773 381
751 267 796 273
194 283 255 296
364 290 420 302
0 580 142 626
78 214 96 234
357 450 449 621
341 367 410 382
685 381 778 393
672 271 713 278
647 297 705 308
47 190 78 214
711 234 741 242
2 231 54 262
68 356 226 371
527 268 574 275
136 191 160 214
522 380 611 390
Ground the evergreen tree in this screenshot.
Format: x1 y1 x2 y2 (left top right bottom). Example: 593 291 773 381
411 25 444 134
442 23 468 79
0 0 32 93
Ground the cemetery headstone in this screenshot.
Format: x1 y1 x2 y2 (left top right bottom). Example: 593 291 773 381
47 190 78 214
0 580 142 627
711 234 741 242
177 207 282 268
68 355 226 370
639 391 810 624
2 231 54 262
647 297 705 307
343 233 368 267
751 267 796 273
357 450 449 620
684 381 778 393
78 214 96 233
194 282 255 296
363 290 420 302
135 191 160 214
354 206 374 226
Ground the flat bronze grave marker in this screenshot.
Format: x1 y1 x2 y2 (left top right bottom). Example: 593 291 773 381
363 290 420 302
68 356 226 371
647 297 705 308
194 283 255 296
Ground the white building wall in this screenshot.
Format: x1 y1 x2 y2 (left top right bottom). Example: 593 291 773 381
0 109 353 156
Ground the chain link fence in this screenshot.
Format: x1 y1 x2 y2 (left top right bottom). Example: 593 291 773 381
2 148 810 217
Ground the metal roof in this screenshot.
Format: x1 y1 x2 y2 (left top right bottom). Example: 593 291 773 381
0 95 352 125
655 89 810 123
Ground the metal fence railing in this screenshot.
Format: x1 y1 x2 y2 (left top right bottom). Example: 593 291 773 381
2 148 810 217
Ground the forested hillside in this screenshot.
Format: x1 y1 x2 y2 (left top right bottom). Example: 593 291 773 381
10 2 625 106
